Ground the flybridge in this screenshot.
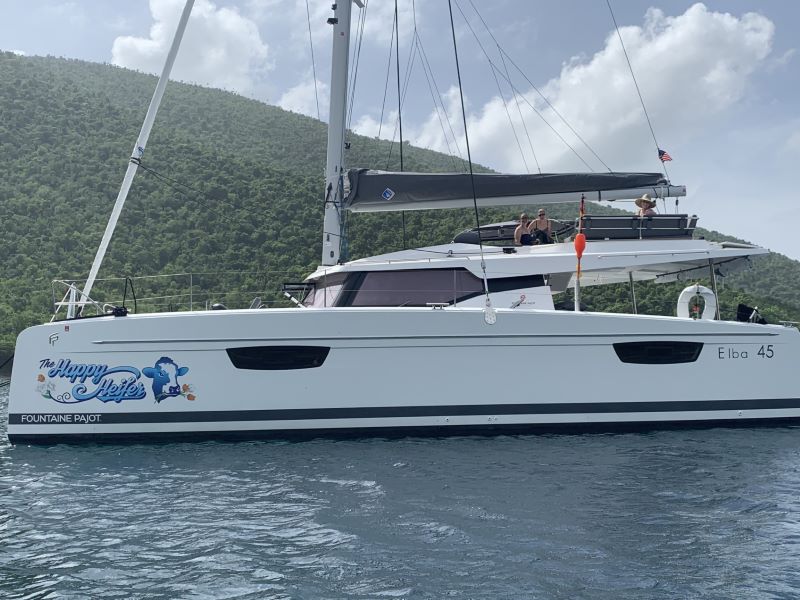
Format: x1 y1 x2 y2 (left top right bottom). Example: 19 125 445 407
305 237 767 291
342 169 687 213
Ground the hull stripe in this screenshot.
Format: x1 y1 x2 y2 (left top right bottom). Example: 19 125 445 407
91 330 779 344
9 397 800 425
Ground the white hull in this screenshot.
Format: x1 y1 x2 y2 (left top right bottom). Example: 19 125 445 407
8 307 800 442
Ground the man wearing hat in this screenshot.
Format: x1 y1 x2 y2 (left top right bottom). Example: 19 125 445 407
635 193 657 217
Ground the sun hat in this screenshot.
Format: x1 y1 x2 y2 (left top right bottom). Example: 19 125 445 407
634 193 656 209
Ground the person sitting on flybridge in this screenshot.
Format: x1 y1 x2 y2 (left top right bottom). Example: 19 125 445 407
635 193 657 216
532 209 553 244
514 213 534 246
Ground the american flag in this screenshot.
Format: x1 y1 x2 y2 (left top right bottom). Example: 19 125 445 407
658 148 673 162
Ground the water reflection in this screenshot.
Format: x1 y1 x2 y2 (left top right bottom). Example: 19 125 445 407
1 383 800 598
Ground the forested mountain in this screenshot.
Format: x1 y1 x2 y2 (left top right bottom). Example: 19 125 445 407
1 52 798 364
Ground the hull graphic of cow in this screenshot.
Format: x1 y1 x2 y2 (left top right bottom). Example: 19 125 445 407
143 357 189 403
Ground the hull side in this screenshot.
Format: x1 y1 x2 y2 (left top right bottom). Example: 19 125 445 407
8 308 800 442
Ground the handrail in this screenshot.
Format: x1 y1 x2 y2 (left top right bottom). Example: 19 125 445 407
49 270 316 317
122 277 138 314
50 280 104 321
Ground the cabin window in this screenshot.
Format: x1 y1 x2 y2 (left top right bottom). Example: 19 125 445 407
347 269 483 307
613 341 703 364
302 274 347 307
227 346 330 370
487 275 545 293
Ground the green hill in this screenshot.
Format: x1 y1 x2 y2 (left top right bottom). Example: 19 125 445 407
0 52 798 364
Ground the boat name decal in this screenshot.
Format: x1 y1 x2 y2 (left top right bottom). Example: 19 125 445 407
36 357 196 405
716 345 775 360
38 358 146 403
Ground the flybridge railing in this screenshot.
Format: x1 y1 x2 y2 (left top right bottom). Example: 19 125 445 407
50 270 317 319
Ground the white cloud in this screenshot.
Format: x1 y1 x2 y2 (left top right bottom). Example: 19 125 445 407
769 47 796 72
354 86 468 161
112 0 270 96
356 3 774 175
215 1 427 112
277 75 329 120
408 86 467 159
360 1 417 47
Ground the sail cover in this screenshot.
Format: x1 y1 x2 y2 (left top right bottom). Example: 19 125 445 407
343 169 685 213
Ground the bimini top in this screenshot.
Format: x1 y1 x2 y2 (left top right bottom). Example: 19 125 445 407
343 169 686 213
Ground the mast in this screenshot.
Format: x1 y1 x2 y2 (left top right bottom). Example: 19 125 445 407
322 1 360 266
79 0 195 305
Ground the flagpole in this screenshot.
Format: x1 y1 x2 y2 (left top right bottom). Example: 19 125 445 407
574 194 586 312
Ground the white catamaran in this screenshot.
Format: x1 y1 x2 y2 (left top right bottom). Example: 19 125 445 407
7 1 800 443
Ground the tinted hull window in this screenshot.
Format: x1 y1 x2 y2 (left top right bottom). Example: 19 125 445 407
613 341 703 364
227 346 330 370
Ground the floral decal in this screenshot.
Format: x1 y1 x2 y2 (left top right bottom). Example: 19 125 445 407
181 383 196 401
36 376 58 400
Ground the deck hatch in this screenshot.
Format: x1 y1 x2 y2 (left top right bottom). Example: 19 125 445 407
613 341 703 364
226 346 330 370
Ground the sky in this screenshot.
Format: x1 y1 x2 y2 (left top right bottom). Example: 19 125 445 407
2 1 799 259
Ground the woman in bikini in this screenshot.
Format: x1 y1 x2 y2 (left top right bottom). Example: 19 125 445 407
532 209 552 244
514 213 534 246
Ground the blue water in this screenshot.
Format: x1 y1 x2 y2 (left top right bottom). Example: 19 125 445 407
2 377 800 599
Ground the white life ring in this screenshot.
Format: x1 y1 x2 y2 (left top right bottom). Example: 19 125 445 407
677 284 717 320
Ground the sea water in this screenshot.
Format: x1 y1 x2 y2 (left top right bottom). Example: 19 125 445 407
2 376 800 599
